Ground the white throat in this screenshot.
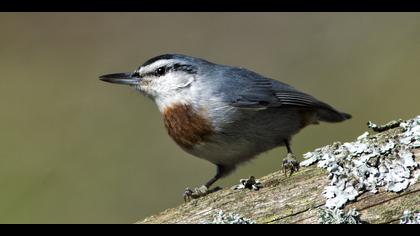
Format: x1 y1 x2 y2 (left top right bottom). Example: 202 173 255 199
152 73 196 112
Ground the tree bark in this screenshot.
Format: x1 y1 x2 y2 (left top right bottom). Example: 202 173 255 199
138 118 420 224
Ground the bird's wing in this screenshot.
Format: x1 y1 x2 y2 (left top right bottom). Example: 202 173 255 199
224 67 331 110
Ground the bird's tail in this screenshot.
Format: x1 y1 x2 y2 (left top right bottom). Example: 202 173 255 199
316 107 352 123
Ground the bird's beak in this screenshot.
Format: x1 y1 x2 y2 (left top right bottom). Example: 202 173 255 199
99 72 139 86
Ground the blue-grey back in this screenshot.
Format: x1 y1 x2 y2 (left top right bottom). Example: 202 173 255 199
194 58 350 122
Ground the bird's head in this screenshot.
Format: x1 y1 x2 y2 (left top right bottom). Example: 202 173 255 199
100 54 209 111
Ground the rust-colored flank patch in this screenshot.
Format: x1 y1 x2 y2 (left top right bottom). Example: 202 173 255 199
163 104 214 150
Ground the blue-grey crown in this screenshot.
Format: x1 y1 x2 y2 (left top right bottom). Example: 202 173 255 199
139 54 211 77
141 54 212 67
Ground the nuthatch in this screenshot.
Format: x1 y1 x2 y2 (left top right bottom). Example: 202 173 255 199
100 54 351 201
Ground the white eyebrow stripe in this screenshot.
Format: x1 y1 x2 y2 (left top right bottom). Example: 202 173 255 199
138 59 177 74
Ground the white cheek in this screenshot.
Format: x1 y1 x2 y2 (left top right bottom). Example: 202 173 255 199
177 76 194 88
152 73 196 112
135 79 155 97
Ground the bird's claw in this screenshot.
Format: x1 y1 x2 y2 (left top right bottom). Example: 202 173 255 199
283 153 300 177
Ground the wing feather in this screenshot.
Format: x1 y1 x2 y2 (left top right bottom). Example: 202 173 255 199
226 70 327 110
216 66 351 122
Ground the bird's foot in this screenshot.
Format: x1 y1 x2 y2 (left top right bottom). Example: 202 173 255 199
183 185 221 202
232 176 263 191
282 153 300 177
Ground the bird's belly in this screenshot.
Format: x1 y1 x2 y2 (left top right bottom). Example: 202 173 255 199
185 107 313 166
185 129 286 166
186 136 262 166
163 102 314 166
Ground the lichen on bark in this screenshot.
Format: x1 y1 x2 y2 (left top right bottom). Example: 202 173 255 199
139 116 420 224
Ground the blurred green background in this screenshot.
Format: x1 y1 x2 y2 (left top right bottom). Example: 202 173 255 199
0 13 419 223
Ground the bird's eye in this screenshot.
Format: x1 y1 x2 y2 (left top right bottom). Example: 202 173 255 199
155 67 166 76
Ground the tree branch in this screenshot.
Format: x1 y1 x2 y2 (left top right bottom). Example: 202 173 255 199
138 116 420 224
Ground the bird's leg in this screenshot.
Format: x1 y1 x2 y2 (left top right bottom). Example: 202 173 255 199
282 139 300 177
183 165 226 202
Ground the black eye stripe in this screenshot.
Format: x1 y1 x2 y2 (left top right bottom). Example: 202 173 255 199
169 63 197 74
132 71 140 77
140 64 197 78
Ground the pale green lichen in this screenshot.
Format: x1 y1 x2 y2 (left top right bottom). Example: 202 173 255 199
400 210 420 224
232 176 263 191
368 119 403 133
301 116 420 209
318 208 362 224
210 210 256 224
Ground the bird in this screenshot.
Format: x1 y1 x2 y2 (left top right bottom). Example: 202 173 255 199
99 53 351 201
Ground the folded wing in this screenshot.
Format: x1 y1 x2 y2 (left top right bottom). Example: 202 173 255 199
223 67 351 122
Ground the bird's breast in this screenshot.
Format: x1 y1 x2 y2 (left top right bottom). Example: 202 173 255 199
162 103 215 150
